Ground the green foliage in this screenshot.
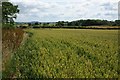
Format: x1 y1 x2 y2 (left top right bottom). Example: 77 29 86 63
56 19 119 27
115 20 120 26
28 23 32 26
56 21 64 27
42 23 50 27
3 29 118 78
2 23 15 29
2 2 19 28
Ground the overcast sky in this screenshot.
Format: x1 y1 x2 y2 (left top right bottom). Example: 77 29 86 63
9 0 119 22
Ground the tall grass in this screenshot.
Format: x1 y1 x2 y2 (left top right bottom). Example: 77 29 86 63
2 28 24 75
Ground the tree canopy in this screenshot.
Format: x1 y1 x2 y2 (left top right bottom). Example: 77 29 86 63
56 19 120 27
2 2 19 28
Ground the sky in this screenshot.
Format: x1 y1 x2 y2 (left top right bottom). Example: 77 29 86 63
9 0 119 22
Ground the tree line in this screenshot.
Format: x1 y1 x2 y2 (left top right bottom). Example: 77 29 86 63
56 20 120 27
20 19 120 28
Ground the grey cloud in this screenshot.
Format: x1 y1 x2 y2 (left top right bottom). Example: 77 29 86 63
101 2 117 11
101 3 111 7
17 2 54 15
119 1 120 19
10 0 118 22
40 14 61 22
95 13 101 16
104 13 117 17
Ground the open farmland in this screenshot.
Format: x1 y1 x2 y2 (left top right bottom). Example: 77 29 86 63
3 29 119 78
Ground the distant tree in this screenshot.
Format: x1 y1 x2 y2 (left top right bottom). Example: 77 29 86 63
28 23 32 26
65 21 69 26
115 20 120 26
56 21 64 27
35 22 39 25
39 23 41 26
2 2 19 27
47 23 49 26
67 22 72 26
43 23 48 27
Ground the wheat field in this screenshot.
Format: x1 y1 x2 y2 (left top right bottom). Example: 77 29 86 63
3 29 118 78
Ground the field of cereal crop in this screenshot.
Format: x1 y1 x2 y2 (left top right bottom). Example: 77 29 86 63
3 29 119 78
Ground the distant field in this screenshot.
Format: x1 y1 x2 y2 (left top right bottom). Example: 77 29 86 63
86 26 119 29
3 29 119 78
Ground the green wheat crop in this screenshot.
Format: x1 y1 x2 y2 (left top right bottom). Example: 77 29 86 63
3 29 118 78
